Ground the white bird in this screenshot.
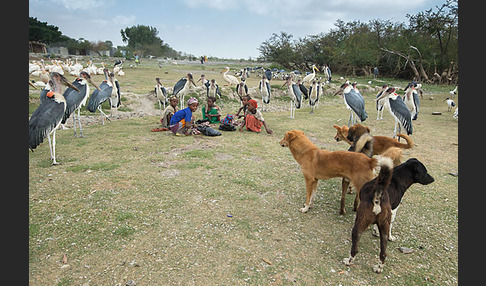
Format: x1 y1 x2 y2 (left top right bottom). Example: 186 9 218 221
29 72 80 165
302 64 319 86
376 87 413 137
443 97 456 111
220 67 239 86
449 86 458 98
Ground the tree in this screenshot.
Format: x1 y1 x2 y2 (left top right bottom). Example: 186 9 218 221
29 17 64 44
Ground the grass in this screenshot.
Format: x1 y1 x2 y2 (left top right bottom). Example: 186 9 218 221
29 58 457 285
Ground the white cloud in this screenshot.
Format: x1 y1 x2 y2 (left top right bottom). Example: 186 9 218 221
112 15 136 26
53 0 107 10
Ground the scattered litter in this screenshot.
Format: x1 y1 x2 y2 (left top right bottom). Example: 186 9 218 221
448 172 458 177
432 112 442 115
262 258 272 265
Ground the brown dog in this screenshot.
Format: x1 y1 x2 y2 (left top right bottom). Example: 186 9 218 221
333 124 412 165
280 130 377 214
343 157 434 273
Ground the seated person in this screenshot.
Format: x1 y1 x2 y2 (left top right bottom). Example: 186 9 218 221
160 96 179 129
202 96 222 124
239 99 273 134
169 97 199 136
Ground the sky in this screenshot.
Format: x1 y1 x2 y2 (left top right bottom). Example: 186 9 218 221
29 0 446 60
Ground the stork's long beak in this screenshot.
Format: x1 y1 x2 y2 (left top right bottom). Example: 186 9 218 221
87 77 101 91
29 81 37 89
59 74 80 92
314 66 319 72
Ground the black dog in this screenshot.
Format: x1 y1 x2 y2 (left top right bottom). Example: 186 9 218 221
343 157 434 273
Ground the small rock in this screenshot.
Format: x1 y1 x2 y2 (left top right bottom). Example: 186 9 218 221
126 280 136 286
398 247 414 254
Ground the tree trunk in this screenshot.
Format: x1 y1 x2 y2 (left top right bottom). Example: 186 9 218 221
380 47 421 80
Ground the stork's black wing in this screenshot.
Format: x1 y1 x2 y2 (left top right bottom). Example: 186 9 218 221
389 96 413 135
87 81 112 112
114 80 121 108
173 78 186 96
345 89 368 122
291 84 302 108
62 79 87 123
215 84 222 97
299 84 308 100
29 98 65 150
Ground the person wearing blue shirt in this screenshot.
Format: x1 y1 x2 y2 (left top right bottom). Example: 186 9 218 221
169 97 199 136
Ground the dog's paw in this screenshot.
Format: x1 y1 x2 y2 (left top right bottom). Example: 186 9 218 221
300 205 310 213
372 262 384 273
372 225 379 237
343 257 354 266
388 234 397 242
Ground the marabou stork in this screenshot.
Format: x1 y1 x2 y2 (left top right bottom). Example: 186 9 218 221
86 68 120 124
297 79 308 100
302 64 319 86
220 67 239 86
444 97 456 111
207 79 223 108
259 74 271 111
61 71 101 137
264 68 272 81
334 82 368 126
308 80 320 114
375 84 388 120
236 79 248 106
376 87 413 137
173 73 196 109
29 72 80 165
109 71 121 117
282 76 302 119
403 82 420 120
154 77 168 112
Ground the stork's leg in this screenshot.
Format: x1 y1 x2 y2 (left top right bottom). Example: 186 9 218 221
397 124 402 142
77 108 85 137
393 120 398 138
51 129 58 165
98 106 111 125
72 113 77 137
47 132 53 161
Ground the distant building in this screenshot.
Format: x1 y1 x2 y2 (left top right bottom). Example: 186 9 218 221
29 41 47 54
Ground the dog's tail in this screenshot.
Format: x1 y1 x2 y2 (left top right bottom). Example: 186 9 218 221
372 156 394 215
395 134 414 149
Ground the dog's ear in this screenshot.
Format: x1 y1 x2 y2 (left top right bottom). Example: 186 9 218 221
332 125 341 131
366 126 371 133
286 130 301 142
